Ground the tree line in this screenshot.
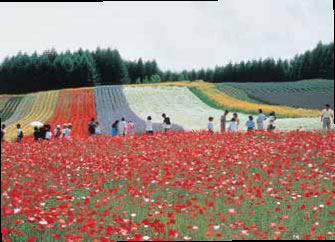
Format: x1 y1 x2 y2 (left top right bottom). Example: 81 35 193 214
0 41 333 94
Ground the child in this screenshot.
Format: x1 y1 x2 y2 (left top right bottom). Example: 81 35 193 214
146 116 154 135
246 116 255 131
17 124 24 143
229 118 238 132
208 117 214 133
119 118 127 136
1 124 6 142
267 111 277 131
127 120 135 136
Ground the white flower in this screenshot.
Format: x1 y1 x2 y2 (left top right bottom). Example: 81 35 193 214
131 213 137 217
142 236 150 241
213 225 220 230
184 236 192 241
14 208 21 214
39 220 48 225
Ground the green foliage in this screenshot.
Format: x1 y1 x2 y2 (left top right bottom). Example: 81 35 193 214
0 41 333 94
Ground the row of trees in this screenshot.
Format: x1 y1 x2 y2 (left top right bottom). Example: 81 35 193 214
0 41 333 94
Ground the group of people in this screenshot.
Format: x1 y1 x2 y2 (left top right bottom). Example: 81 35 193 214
209 109 277 133
1 105 334 143
88 114 172 137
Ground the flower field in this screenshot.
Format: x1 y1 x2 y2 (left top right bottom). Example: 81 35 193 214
3 95 36 127
0 82 332 141
48 88 96 138
217 80 334 110
3 91 59 141
0 97 24 122
1 131 335 241
133 81 319 118
95 86 147 134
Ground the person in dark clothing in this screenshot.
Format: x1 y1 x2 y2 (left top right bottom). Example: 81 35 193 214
33 127 40 141
1 124 6 142
162 113 172 132
89 118 96 135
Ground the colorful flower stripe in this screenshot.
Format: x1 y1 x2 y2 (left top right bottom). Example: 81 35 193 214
124 86 322 131
4 91 59 141
3 95 36 126
128 81 319 118
48 88 96 137
0 97 24 122
124 86 222 131
0 96 12 112
94 86 183 134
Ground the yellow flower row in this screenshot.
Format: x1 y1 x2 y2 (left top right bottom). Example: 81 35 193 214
127 81 319 118
5 90 59 141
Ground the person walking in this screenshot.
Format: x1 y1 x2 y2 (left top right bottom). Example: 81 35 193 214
54 125 62 140
88 118 96 135
267 111 277 131
233 113 240 130
111 120 119 137
119 118 127 136
146 116 154 135
257 109 267 130
228 118 238 132
16 124 24 143
1 124 6 142
162 113 172 133
321 104 334 130
95 122 102 135
221 111 229 132
33 127 40 141
208 117 215 133
127 120 135 136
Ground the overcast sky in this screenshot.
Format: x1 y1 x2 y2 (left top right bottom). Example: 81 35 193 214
0 1 333 71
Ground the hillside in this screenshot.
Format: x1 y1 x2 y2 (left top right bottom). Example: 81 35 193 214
0 81 327 141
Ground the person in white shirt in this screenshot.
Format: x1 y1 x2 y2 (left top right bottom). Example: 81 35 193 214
267 111 277 131
95 122 102 135
208 117 214 133
257 109 267 130
45 129 52 140
119 118 127 136
146 116 154 135
62 124 68 139
321 104 334 130
16 124 23 143
229 118 238 132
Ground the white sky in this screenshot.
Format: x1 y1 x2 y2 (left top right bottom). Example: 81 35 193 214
0 1 333 71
